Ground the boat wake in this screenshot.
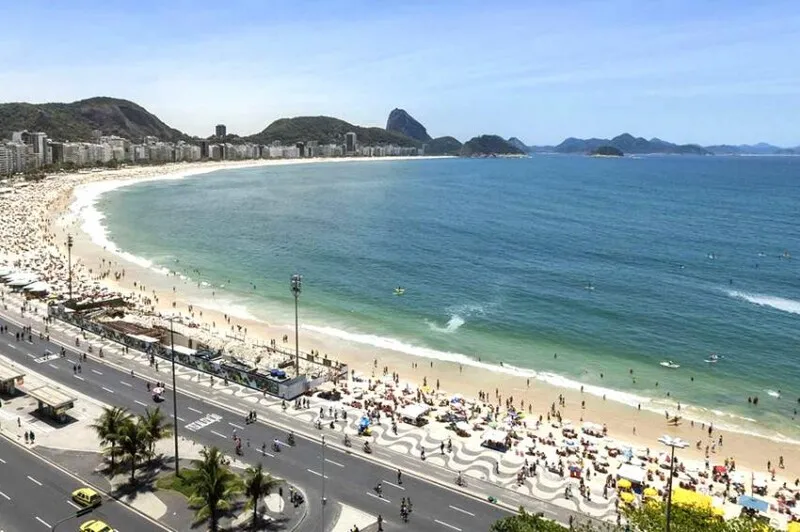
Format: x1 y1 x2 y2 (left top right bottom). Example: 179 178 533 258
727 290 800 316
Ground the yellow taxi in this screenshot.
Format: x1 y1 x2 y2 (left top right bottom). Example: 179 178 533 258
71 487 102 507
79 519 115 532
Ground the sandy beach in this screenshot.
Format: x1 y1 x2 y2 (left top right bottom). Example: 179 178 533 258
2 156 799 526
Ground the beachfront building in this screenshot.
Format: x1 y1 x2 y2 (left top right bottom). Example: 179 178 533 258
215 124 227 139
345 131 357 154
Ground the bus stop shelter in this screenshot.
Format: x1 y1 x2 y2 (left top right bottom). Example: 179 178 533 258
0 359 25 394
23 385 76 423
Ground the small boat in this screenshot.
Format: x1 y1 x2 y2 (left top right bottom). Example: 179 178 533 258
584 281 595 291
704 353 721 363
394 287 405 296
660 361 680 369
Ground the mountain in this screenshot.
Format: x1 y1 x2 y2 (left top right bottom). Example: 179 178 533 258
507 137 530 153
246 116 418 147
386 109 431 143
590 146 624 157
460 135 524 157
0 97 189 142
425 136 462 156
550 133 710 155
704 143 793 155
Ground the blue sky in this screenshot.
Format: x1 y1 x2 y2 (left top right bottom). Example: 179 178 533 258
2 0 798 145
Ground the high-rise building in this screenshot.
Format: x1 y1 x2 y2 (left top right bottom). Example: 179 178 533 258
345 132 356 154
215 124 227 139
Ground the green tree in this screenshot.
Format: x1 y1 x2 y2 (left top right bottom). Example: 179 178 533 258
117 418 148 483
185 446 242 531
140 407 173 458
623 504 777 532
242 463 280 530
91 406 132 472
490 507 572 532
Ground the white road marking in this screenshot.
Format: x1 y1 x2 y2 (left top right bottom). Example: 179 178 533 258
66 500 80 509
27 476 42 486
306 469 329 478
171 415 186 422
384 480 404 490
101 386 115 394
73 375 84 381
435 520 462 531
367 492 391 503
48 364 58 369
92 369 103 375
134 400 148 407
188 407 202 414
228 422 243 430
0 491 9 500
210 430 227 439
325 458 344 468
120 381 132 387
449 505 475 517
0 457 6 463
35 516 51 528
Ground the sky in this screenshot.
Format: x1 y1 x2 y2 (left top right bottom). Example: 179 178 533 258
1 0 798 146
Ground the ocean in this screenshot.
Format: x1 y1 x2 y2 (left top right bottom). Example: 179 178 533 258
85 155 800 441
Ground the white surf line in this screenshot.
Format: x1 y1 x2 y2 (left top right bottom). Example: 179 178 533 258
366 492 391 503
36 516 51 528
101 386 115 394
0 490 9 500
134 400 147 407
188 407 202 414
210 430 227 439
306 469 329 478
383 480 404 490
228 422 243 430
449 505 475 517
325 458 344 468
119 380 132 387
435 519 462 531
27 475 42 486
92 369 103 375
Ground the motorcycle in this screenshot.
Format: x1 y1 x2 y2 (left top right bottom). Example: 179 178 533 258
272 441 281 452
288 433 295 446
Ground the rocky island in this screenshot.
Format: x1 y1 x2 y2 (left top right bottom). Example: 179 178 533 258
590 145 624 157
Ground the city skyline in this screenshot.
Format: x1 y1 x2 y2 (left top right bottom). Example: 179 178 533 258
1 1 799 146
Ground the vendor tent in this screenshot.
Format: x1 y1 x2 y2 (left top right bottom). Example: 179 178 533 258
617 463 646 484
23 281 51 293
399 403 429 420
482 429 509 444
738 495 769 513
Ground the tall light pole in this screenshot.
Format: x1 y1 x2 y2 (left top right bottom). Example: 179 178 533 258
659 435 688 532
321 435 327 530
170 316 181 476
66 234 73 302
290 274 302 377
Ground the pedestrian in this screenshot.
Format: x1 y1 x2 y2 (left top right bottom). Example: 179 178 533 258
397 469 402 485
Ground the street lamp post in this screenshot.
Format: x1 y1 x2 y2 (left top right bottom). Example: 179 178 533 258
290 274 302 377
321 435 327 530
659 435 688 532
66 234 73 302
170 316 181 476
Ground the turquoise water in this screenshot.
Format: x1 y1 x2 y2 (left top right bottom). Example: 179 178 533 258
96 156 800 439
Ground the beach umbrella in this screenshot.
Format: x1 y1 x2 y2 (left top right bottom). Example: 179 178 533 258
643 487 658 498
620 491 636 504
617 479 632 490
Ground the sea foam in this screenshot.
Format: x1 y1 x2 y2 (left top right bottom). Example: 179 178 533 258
728 290 800 315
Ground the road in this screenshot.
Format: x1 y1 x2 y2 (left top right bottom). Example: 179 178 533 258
0 313 515 532
0 435 163 532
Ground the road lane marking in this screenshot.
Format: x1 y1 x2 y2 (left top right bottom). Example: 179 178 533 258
0 457 6 464
134 400 147 407
73 375 84 381
188 407 202 414
27 475 42 486
92 369 103 375
66 500 80 509
210 430 227 439
306 469 329 478
367 492 391 503
101 386 115 394
35 516 51 528
48 364 58 369
0 491 9 500
171 415 186 422
435 520 462 531
325 458 344 468
120 381 132 387
228 422 243 430
384 480 404 490
450 505 475 517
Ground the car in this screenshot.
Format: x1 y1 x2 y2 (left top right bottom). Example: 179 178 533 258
79 519 115 532
71 487 102 507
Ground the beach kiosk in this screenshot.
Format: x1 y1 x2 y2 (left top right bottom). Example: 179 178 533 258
0 359 25 395
482 429 511 452
23 385 76 423
399 403 430 427
617 463 646 493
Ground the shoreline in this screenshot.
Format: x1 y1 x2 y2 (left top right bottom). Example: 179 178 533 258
3 156 799 486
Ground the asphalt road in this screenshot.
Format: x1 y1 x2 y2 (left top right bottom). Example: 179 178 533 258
0 435 163 532
0 314 515 532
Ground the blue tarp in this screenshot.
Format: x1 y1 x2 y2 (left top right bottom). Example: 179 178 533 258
738 495 769 513
359 417 371 430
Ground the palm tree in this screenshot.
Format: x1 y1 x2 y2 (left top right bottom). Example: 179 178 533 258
185 446 242 531
117 418 148 483
90 406 131 472
243 463 280 530
140 407 173 458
